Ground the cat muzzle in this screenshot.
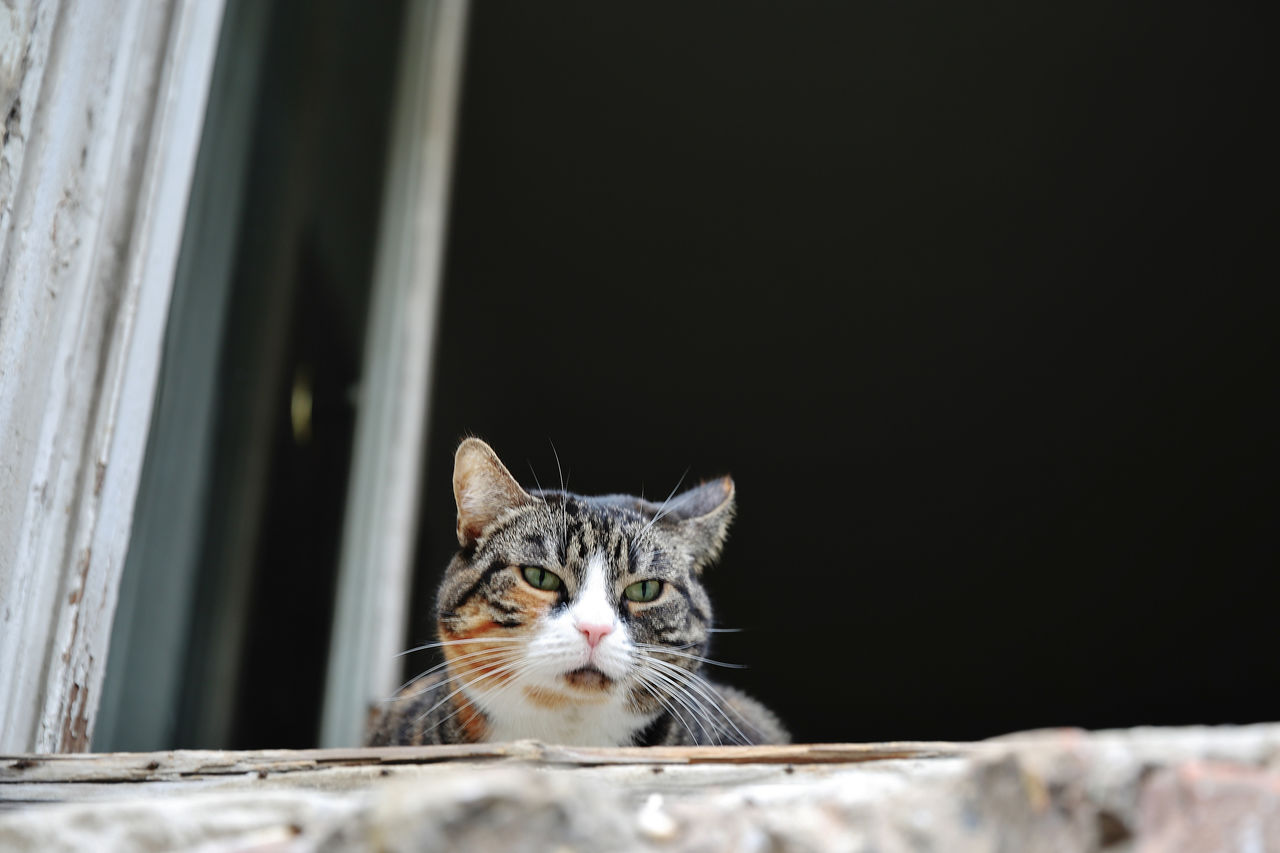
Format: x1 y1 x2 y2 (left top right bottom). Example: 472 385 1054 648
562 666 613 690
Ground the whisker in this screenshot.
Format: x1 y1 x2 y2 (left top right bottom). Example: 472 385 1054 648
635 668 716 745
635 662 718 738
634 672 702 745
420 657 543 737
409 653 529 727
385 646 524 700
396 637 524 657
634 643 746 669
463 656 542 708
648 668 730 745
527 459 545 494
395 648 525 705
640 467 690 536
640 655 754 745
550 439 567 558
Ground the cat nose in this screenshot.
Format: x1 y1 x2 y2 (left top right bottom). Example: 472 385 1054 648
576 622 615 648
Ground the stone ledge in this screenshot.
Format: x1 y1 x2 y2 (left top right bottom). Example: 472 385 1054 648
1 724 1277 852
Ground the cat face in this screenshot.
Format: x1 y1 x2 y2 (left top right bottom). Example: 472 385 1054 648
433 439 734 745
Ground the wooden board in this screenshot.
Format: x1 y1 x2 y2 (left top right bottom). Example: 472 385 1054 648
0 740 966 786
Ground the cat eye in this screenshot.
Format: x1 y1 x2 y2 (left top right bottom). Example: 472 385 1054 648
623 579 662 603
521 566 563 592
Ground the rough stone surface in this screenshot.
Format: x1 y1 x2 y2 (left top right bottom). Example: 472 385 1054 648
1138 761 1280 853
1 725 1278 852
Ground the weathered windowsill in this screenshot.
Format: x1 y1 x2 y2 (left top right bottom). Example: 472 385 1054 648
3 725 1278 851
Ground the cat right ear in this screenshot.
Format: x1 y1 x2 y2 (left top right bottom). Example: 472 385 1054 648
669 476 737 570
453 438 533 547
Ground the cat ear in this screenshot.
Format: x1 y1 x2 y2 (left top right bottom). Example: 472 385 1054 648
453 438 534 547
668 477 736 569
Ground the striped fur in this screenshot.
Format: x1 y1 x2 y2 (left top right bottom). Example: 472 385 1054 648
366 439 787 747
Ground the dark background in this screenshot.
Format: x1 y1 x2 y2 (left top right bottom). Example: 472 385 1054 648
166 0 1273 749
410 1 1276 743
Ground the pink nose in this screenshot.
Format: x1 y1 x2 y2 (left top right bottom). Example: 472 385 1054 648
577 622 614 648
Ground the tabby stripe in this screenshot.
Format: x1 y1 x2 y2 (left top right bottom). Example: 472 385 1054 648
442 559 510 614
666 580 710 624
486 597 521 616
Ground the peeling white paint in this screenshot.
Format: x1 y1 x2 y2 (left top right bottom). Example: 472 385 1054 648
0 0 226 753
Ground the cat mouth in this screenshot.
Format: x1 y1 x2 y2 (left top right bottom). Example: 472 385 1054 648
562 666 613 691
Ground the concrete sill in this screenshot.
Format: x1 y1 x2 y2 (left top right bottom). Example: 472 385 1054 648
3 725 1278 851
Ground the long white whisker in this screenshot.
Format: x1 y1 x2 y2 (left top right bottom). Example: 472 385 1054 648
386 646 524 700
393 656 526 708
634 642 747 669
527 460 545 494
640 467 690 536
636 660 724 744
642 656 754 745
633 672 701 745
635 669 711 744
550 439 567 558
421 656 544 736
636 665 719 744
396 648 522 706
463 656 542 708
396 637 525 657
410 662 520 728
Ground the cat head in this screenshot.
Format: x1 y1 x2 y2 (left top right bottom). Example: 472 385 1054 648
434 438 735 744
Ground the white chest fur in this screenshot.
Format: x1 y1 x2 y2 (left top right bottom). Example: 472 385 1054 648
480 688 657 747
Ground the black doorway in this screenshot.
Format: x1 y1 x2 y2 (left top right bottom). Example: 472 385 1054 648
413 1 1275 743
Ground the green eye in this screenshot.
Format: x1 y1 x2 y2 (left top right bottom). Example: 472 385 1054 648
521 566 563 592
623 579 662 603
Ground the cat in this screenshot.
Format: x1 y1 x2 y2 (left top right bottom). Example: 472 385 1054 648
367 438 788 747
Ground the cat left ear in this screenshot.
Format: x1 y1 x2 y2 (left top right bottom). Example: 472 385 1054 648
669 476 736 570
453 438 535 547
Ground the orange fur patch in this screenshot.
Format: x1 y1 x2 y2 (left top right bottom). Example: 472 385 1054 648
438 599 505 639
452 692 490 742
439 569 552 640
522 686 570 710
522 684 610 709
442 640 516 688
505 575 553 611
